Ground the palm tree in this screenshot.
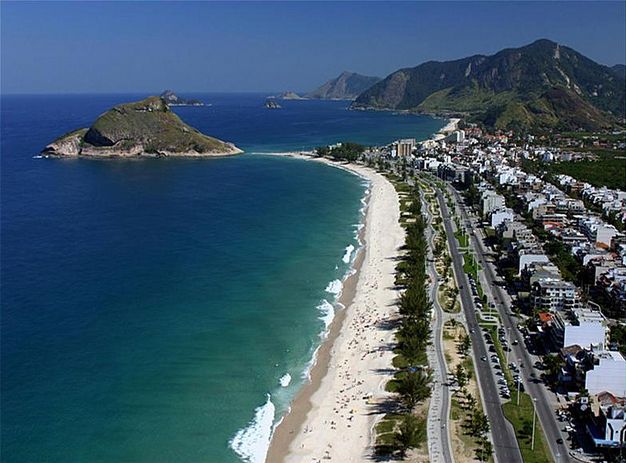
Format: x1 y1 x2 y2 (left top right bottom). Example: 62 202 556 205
394 414 426 458
397 370 432 410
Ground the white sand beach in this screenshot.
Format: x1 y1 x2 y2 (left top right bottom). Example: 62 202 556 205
432 117 461 141
265 154 405 462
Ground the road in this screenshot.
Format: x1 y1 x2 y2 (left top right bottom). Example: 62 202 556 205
433 186 524 463
422 190 455 463
448 186 571 463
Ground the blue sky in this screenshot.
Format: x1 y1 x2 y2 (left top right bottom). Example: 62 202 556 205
1 1 625 94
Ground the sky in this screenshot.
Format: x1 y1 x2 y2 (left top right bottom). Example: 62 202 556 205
1 1 625 94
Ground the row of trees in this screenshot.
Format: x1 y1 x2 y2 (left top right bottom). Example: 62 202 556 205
448 323 493 462
377 187 433 457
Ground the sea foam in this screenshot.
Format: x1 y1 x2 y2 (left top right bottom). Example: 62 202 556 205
318 299 335 332
325 279 343 296
342 244 355 264
229 394 275 463
279 373 292 388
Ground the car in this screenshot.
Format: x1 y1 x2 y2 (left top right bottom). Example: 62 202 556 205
480 356 487 362
556 438 564 445
512 340 519 345
498 379 506 385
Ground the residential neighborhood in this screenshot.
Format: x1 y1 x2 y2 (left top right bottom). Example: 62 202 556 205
355 124 626 461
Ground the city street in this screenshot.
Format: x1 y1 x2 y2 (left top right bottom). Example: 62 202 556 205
433 185 524 463
448 185 572 463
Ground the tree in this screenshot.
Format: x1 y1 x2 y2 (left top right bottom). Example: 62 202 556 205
476 437 493 462
394 414 426 458
315 146 329 157
469 408 490 437
465 393 477 410
459 334 471 356
396 370 432 410
543 353 564 381
455 364 468 389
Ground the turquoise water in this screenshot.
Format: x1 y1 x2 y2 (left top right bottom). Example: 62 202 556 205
1 94 442 462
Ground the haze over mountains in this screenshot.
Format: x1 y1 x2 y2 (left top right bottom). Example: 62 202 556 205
351 39 625 130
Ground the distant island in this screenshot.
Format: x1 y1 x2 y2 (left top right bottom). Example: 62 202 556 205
41 96 241 158
273 72 382 101
276 91 306 100
265 98 282 109
351 39 626 131
160 89 205 106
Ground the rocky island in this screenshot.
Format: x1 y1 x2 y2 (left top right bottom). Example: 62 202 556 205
159 90 205 106
41 96 241 158
276 91 306 100
264 98 282 109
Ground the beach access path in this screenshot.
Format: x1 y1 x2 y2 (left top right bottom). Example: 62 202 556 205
265 155 405 462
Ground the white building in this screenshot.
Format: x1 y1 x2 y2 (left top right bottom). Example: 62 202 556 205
586 351 626 398
563 307 608 350
481 190 506 217
519 253 550 276
491 208 514 228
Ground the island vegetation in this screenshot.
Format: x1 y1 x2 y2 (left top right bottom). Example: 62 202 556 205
41 96 241 158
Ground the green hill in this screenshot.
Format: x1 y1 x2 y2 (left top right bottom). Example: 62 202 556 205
42 96 241 158
352 39 625 130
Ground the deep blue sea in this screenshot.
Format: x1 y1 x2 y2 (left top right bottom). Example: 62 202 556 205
1 93 442 462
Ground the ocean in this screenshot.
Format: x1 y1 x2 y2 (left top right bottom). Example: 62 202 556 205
0 93 443 462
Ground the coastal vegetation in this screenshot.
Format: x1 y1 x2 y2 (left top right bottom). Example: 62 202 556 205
523 149 626 192
374 182 433 458
315 142 366 162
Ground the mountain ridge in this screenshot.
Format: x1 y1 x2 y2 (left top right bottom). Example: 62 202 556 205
306 71 381 100
352 39 625 130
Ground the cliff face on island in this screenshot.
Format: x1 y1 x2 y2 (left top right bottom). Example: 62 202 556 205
42 96 241 158
305 71 381 100
352 39 625 130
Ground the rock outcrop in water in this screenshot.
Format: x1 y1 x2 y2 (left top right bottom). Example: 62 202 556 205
41 96 241 158
265 98 282 109
159 90 205 106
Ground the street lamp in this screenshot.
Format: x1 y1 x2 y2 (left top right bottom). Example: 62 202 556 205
531 397 538 450
517 358 522 406
506 327 511 366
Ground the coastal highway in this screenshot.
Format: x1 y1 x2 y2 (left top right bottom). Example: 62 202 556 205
422 190 454 463
434 186 524 463
448 186 571 463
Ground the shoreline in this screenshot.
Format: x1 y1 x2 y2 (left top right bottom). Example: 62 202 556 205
432 117 460 141
264 153 404 462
